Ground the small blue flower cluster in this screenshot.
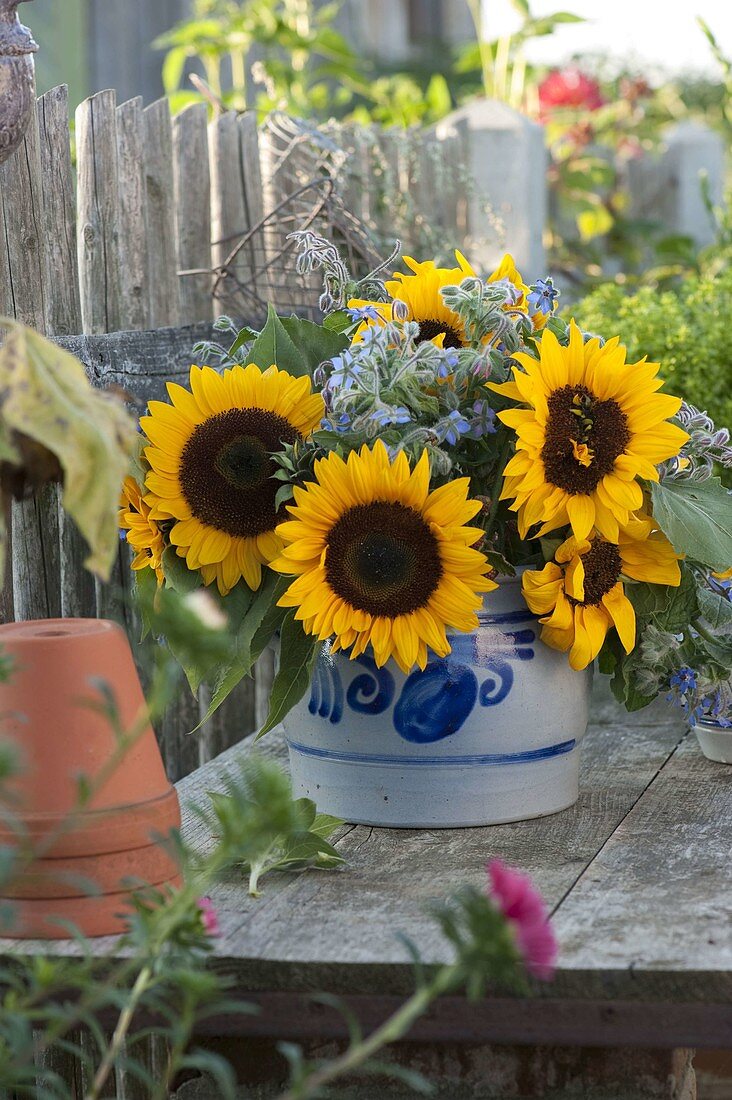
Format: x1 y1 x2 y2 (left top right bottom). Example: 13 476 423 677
667 667 732 728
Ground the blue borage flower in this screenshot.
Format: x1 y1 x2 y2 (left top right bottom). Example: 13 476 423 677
347 304 383 323
706 688 732 727
370 406 412 428
670 666 698 693
469 399 497 439
326 352 362 393
322 413 351 433
436 347 460 378
527 277 559 316
436 409 471 446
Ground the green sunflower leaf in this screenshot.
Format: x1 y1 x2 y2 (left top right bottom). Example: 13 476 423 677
280 316 349 374
697 586 732 633
256 612 321 738
322 309 354 334
245 305 303 375
161 546 203 594
650 477 732 571
625 564 699 632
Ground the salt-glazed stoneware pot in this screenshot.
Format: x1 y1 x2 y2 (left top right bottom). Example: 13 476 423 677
0 619 181 938
0 0 38 167
282 571 593 828
696 720 732 765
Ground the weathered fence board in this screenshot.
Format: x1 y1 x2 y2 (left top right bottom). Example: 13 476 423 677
209 111 250 319
173 103 212 324
0 100 48 331
116 96 151 331
37 85 82 337
239 110 269 302
142 98 180 329
76 90 123 334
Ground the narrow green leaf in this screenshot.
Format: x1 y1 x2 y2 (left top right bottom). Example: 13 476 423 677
133 566 159 641
651 477 732 571
195 576 275 728
256 613 320 738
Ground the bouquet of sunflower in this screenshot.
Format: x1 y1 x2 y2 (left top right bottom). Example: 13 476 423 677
121 234 732 733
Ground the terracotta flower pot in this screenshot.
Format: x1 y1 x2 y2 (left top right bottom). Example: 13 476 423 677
0 619 181 938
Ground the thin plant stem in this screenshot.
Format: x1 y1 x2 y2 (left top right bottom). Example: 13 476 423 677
277 964 459 1100
483 434 512 545
85 966 153 1100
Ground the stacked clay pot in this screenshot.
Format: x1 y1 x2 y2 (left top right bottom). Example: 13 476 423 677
0 619 181 938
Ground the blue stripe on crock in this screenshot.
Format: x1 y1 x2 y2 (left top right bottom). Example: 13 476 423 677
286 738 577 767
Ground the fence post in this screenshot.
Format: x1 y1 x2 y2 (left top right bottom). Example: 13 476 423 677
436 98 547 279
626 121 725 250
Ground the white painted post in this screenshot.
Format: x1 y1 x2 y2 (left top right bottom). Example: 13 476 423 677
436 99 547 280
626 122 725 249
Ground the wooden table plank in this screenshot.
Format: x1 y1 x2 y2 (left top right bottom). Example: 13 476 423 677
551 729 732 1005
176 694 692 1000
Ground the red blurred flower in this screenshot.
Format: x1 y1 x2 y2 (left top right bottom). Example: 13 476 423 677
538 67 605 119
197 896 221 937
487 859 557 980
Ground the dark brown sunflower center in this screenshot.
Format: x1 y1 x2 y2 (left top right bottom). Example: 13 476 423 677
180 407 299 538
541 384 630 494
568 540 622 607
416 318 463 349
325 501 443 617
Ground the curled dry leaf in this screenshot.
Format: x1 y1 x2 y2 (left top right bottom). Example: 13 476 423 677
0 319 138 581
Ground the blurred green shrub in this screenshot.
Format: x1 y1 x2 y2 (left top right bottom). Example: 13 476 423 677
575 269 732 432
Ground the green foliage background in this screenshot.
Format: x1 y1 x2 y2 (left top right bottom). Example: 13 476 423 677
574 269 732 434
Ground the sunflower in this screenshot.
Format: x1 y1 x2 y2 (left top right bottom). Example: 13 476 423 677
348 251 476 349
522 525 682 670
487 253 552 330
348 251 549 349
142 364 324 596
489 320 690 542
270 440 497 673
119 476 165 585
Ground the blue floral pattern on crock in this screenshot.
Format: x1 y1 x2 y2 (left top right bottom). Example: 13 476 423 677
308 617 536 742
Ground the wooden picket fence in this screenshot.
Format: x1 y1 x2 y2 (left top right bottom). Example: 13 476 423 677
0 84 476 781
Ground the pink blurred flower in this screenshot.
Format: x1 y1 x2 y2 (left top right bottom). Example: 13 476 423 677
197 896 220 937
538 68 605 119
487 859 557 980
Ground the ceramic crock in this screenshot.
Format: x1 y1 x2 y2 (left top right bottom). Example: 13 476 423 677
282 571 593 828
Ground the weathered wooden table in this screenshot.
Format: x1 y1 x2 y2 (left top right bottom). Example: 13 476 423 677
173 685 731 1098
